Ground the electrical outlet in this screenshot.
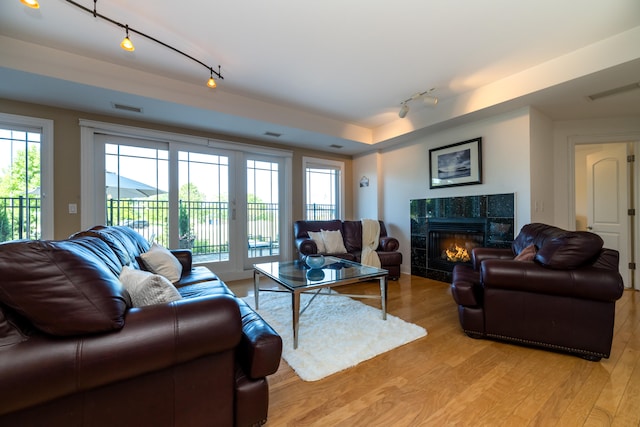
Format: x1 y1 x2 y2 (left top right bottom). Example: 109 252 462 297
68 203 77 214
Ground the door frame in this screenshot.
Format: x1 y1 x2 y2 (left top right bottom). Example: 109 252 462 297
79 119 293 281
569 132 640 290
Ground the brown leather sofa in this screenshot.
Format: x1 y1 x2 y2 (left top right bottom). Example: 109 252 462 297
451 223 624 361
294 219 402 279
0 225 282 427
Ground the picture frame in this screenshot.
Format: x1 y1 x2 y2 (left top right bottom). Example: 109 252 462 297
429 137 482 189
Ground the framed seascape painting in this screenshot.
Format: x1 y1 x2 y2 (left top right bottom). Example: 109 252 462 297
429 137 482 189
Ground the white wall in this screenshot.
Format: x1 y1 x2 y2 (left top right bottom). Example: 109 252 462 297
352 151 380 220
355 108 533 274
529 108 555 224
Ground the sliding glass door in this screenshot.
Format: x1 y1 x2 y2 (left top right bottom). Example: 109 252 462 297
87 127 290 277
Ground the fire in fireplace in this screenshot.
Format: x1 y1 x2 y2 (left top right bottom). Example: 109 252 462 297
427 218 487 273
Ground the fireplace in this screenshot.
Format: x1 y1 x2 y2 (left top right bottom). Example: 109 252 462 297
410 193 515 279
427 218 487 274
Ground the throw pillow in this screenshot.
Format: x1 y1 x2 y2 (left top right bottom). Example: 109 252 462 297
321 229 348 254
307 231 326 253
119 266 182 307
514 244 537 261
140 242 183 283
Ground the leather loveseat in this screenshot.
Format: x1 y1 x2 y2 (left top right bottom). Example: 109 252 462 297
0 225 282 427
451 223 624 361
294 219 402 279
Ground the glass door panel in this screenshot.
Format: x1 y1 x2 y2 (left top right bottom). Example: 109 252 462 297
247 159 280 260
178 151 230 264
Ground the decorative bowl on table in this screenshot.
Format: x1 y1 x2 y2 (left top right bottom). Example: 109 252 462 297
305 254 325 269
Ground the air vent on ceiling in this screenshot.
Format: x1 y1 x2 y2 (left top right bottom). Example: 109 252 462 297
112 103 143 113
329 144 343 149
587 82 640 101
264 131 282 138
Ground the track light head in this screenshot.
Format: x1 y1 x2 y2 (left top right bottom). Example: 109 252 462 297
120 25 135 52
20 0 39 9
399 103 410 118
207 76 217 89
423 96 438 106
398 88 437 118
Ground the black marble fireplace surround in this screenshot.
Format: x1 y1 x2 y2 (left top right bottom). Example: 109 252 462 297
410 193 515 280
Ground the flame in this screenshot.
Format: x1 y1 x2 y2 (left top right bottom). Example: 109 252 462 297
445 244 471 263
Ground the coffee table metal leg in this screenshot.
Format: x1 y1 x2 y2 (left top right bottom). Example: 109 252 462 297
253 269 260 309
380 275 387 320
292 291 301 349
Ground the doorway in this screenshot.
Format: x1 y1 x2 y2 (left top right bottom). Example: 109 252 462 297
574 142 636 289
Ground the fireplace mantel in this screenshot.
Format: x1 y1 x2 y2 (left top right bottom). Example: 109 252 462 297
410 193 515 280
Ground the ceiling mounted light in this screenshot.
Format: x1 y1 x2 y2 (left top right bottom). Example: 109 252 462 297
207 68 217 89
398 103 410 118
120 25 135 52
423 96 438 106
22 0 225 89
398 88 438 118
20 0 40 9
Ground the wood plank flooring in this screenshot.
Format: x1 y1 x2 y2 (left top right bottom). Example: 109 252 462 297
228 275 640 426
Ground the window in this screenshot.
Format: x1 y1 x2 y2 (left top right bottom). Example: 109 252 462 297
247 159 280 258
0 114 53 242
303 157 344 220
81 120 292 277
178 150 230 262
105 142 169 245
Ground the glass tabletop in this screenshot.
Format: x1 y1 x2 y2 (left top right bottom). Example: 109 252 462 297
253 256 388 289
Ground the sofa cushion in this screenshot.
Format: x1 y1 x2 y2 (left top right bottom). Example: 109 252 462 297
71 225 151 270
140 243 183 282
321 229 347 253
535 232 604 269
119 266 182 307
307 231 326 253
0 305 30 347
0 239 129 336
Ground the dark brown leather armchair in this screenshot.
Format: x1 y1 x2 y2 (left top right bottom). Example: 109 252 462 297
451 223 624 361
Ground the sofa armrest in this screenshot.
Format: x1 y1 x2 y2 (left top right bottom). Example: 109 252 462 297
0 295 241 416
236 300 283 379
480 259 624 302
472 247 514 270
379 236 399 252
170 249 193 271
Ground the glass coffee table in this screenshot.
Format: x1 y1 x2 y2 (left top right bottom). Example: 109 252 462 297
253 256 388 349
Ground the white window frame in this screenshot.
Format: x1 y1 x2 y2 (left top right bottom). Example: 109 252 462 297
79 119 292 279
302 156 345 220
0 113 54 239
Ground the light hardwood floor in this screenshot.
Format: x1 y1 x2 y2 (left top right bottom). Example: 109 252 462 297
228 275 640 426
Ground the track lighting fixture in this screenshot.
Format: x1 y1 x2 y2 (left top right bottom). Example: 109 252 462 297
399 103 410 119
120 25 135 52
398 88 438 118
20 0 224 88
20 0 39 8
207 68 218 89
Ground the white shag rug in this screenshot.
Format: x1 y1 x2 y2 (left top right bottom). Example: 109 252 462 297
243 291 427 381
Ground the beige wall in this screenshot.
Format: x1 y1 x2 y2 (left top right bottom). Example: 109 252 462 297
1 98 353 239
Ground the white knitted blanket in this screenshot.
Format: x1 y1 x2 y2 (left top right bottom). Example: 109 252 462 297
360 219 381 268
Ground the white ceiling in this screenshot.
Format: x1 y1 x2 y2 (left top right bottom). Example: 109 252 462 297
1 0 639 155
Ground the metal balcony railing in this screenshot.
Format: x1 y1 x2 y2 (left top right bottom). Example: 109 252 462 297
0 196 41 242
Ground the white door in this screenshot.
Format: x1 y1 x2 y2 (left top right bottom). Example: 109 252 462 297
586 143 629 286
